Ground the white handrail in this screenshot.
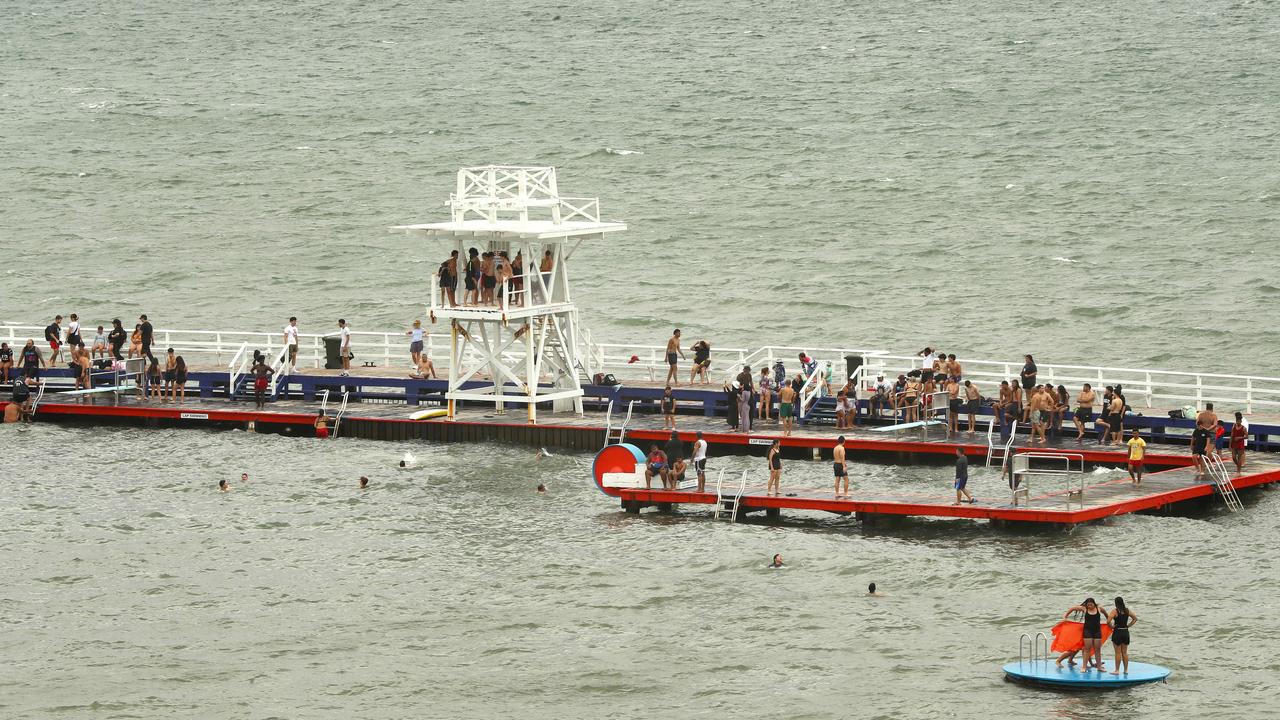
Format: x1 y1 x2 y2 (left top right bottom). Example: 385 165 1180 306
796 360 825 420
7 322 1280 412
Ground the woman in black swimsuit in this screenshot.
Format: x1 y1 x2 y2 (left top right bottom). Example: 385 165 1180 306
1108 596 1137 675
766 439 782 495
1063 597 1107 671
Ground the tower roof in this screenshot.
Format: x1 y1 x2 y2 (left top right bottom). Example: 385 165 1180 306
391 165 626 241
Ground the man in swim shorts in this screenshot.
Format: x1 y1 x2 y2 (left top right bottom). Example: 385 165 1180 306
963 380 980 433
665 329 685 386
953 448 974 504
778 382 796 437
833 436 849 497
692 431 708 492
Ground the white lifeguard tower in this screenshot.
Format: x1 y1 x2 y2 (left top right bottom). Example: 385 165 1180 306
391 166 626 422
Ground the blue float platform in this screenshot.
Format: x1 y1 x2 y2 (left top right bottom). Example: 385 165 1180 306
1003 659 1170 688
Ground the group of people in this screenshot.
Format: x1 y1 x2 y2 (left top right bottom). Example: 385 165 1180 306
1055 597 1139 675
435 248 556 308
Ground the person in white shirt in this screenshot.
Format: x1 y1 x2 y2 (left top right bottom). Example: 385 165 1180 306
692 431 708 492
283 316 299 375
406 319 425 373
337 319 351 376
871 374 893 417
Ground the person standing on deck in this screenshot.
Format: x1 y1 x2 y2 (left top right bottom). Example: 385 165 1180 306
1019 355 1037 423
1073 383 1096 442
664 431 684 490
946 375 961 435
464 247 481 306
1196 402 1218 437
947 354 962 381
1028 385 1049 445
833 436 849 498
481 251 496 305
1230 412 1248 472
692 431 708 492
661 386 676 430
1126 429 1146 484
283 316 300 375
734 366 754 433
20 340 44 382
251 354 274 409
952 448 974 504
665 329 686 386
758 366 774 422
138 314 156 363
766 439 783 496
1190 423 1212 479
337 319 351 377
538 249 553 302
1107 391 1125 446
963 380 980 434
406 319 425 372
778 381 796 437
107 319 127 362
65 314 83 355
44 315 63 366
0 342 11 384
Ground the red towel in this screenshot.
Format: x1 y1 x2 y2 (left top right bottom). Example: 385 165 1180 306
1050 620 1112 652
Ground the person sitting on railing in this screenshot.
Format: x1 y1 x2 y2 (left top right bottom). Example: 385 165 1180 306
921 372 939 421
108 319 127 361
0 342 11 384
889 374 907 416
798 352 817 379
931 352 947 377
690 340 711 384
1072 383 1096 442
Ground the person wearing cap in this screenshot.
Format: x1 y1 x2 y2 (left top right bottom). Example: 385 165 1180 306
870 373 892 417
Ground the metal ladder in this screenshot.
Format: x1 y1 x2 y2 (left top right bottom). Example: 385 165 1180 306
1204 452 1243 511
30 379 48 414
1018 632 1050 665
714 469 749 522
986 417 1018 467
331 391 350 438
603 399 637 447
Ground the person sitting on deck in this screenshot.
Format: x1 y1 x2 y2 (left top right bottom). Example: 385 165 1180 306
669 457 688 489
644 446 668 490
412 355 438 379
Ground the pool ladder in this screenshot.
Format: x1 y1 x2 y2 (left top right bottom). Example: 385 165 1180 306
1204 453 1243 512
603 399 637 447
714 469 748 522
1018 632 1050 665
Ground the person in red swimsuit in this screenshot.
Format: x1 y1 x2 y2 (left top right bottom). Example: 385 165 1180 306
314 410 330 439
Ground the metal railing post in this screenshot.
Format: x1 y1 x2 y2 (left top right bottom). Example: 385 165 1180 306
1246 378 1253 414
1145 371 1153 407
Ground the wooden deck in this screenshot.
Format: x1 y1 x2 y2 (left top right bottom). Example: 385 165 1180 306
609 459 1280 525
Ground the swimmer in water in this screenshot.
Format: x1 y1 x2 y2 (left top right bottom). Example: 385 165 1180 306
770 554 784 568
240 472 248 483
867 583 884 597
359 476 369 489
536 483 547 494
218 479 231 492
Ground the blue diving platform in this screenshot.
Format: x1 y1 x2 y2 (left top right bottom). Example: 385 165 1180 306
1003 659 1170 689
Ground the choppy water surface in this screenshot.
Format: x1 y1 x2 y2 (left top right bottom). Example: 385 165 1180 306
3 425 1280 719
5 0 1280 717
